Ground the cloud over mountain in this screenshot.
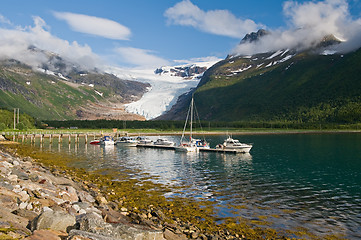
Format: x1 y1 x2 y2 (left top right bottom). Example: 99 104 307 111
53 12 131 40
0 13 167 70
232 0 361 55
0 16 101 71
165 0 262 38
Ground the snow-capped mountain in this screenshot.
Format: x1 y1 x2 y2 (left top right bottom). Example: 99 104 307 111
107 60 220 119
159 30 349 121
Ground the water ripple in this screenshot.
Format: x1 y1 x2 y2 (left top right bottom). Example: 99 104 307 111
32 134 361 239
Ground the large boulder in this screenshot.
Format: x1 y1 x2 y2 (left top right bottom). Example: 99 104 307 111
68 230 116 240
30 210 76 232
24 229 68 240
78 212 165 240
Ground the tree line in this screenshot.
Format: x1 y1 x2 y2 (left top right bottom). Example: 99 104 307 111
44 119 361 131
1 107 359 131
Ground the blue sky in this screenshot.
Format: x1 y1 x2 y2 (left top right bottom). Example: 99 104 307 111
1 0 361 69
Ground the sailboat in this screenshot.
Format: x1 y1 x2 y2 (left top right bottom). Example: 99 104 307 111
175 97 209 152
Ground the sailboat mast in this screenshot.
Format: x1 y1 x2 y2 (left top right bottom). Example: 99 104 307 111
190 97 193 139
181 97 191 142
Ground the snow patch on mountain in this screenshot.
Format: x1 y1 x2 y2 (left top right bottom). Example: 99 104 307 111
266 50 283 60
279 55 294 63
265 62 273 68
231 65 252 74
322 50 337 55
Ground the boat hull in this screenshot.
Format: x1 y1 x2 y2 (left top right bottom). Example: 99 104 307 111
226 146 252 153
218 145 252 153
90 140 100 145
116 142 137 147
99 136 115 146
175 146 198 152
153 138 176 147
100 141 114 146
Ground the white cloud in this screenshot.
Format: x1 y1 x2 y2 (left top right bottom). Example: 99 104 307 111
0 16 102 71
114 47 170 68
232 0 361 56
53 11 131 40
164 0 262 38
283 0 349 39
0 14 169 71
0 14 12 25
173 56 222 65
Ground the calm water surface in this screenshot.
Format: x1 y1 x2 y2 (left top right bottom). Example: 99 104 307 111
33 133 361 239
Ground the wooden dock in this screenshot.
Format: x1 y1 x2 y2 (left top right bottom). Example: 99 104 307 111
1 131 112 145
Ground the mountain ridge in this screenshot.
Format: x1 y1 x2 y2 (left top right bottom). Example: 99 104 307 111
158 31 361 124
0 53 149 120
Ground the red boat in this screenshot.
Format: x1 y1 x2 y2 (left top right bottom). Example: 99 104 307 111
89 139 100 145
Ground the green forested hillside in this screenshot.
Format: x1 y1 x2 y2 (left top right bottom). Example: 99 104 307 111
0 61 148 120
190 48 361 123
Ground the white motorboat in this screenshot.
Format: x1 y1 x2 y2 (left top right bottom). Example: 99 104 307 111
216 136 252 153
153 138 176 146
137 136 153 145
99 136 115 146
192 138 210 149
115 136 138 147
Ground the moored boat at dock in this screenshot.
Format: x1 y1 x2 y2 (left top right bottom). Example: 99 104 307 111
90 139 100 145
115 136 138 147
215 136 252 153
99 136 115 146
137 136 153 145
153 138 176 147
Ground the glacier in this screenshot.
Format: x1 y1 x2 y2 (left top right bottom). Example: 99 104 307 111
107 60 219 120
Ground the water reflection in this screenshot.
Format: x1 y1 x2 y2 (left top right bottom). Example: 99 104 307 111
23 134 361 239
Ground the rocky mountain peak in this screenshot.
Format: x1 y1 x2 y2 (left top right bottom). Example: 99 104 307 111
317 34 342 49
154 64 208 79
240 29 270 44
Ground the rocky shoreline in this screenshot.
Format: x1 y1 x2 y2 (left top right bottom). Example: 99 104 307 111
0 144 192 240
1 142 262 240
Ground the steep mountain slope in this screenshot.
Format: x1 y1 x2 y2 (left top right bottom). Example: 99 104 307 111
0 59 149 120
159 34 361 123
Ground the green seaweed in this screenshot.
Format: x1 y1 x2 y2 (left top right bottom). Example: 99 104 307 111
0 143 347 240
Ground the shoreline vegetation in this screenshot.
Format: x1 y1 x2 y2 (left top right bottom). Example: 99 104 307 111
0 143 287 239
0 129 350 240
0 134 349 239
2 128 361 136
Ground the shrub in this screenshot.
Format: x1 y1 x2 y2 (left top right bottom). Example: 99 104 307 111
16 122 26 130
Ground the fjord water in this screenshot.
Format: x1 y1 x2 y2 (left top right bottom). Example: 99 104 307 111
36 133 361 239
